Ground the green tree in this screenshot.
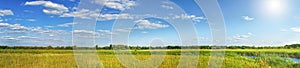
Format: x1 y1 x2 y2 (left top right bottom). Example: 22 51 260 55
96 45 99 49
109 44 113 50
47 46 53 49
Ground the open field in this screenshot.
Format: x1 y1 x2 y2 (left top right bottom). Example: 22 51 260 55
0 49 300 68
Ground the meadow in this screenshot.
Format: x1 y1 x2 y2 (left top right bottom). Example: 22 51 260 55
0 49 300 68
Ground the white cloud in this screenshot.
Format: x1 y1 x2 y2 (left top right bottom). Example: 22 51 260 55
60 10 207 29
0 35 69 46
57 22 76 27
290 27 300 32
104 2 125 10
10 24 31 31
60 9 100 19
141 31 148 34
0 23 30 31
18 36 38 39
134 20 169 29
74 30 97 34
172 14 205 22
92 0 136 10
98 29 111 34
45 26 54 28
99 13 133 21
0 10 14 16
242 16 255 21
91 0 108 5
25 1 69 15
2 36 17 40
0 23 10 27
232 33 253 41
49 34 55 37
27 19 36 22
0 23 68 35
233 35 248 40
247 32 253 35
0 23 71 45
98 28 133 36
73 30 102 38
61 9 205 23
60 9 133 20
115 28 132 33
161 5 173 10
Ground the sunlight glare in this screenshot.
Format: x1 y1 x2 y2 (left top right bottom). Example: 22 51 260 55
262 0 287 16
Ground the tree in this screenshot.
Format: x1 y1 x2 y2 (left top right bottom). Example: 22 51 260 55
47 46 53 49
109 44 113 50
95 45 99 49
65 46 73 50
0 46 8 49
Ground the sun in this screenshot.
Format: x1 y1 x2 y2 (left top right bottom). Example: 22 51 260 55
267 0 282 11
261 0 288 16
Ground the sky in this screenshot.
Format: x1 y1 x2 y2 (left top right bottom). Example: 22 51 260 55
0 0 300 46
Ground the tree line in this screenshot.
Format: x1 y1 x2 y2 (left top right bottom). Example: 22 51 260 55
0 44 300 50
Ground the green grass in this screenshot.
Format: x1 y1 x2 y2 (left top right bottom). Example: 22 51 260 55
0 49 299 68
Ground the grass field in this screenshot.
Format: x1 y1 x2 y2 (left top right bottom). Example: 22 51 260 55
0 49 300 68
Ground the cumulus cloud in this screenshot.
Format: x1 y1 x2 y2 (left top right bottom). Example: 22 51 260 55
134 20 169 29
0 23 10 27
242 16 255 21
172 14 205 22
0 23 31 31
115 28 132 33
2 36 17 40
57 22 76 27
61 9 205 23
0 23 71 45
25 1 69 15
74 30 98 35
98 29 113 34
73 30 102 38
0 23 68 36
92 0 136 10
99 13 133 21
10 24 31 31
61 9 133 20
91 0 108 5
161 5 174 10
290 27 300 32
232 33 253 41
0 10 14 16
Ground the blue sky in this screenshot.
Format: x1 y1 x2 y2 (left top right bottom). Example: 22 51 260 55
0 0 300 46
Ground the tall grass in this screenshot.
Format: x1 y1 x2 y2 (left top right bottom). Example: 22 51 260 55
0 49 298 68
